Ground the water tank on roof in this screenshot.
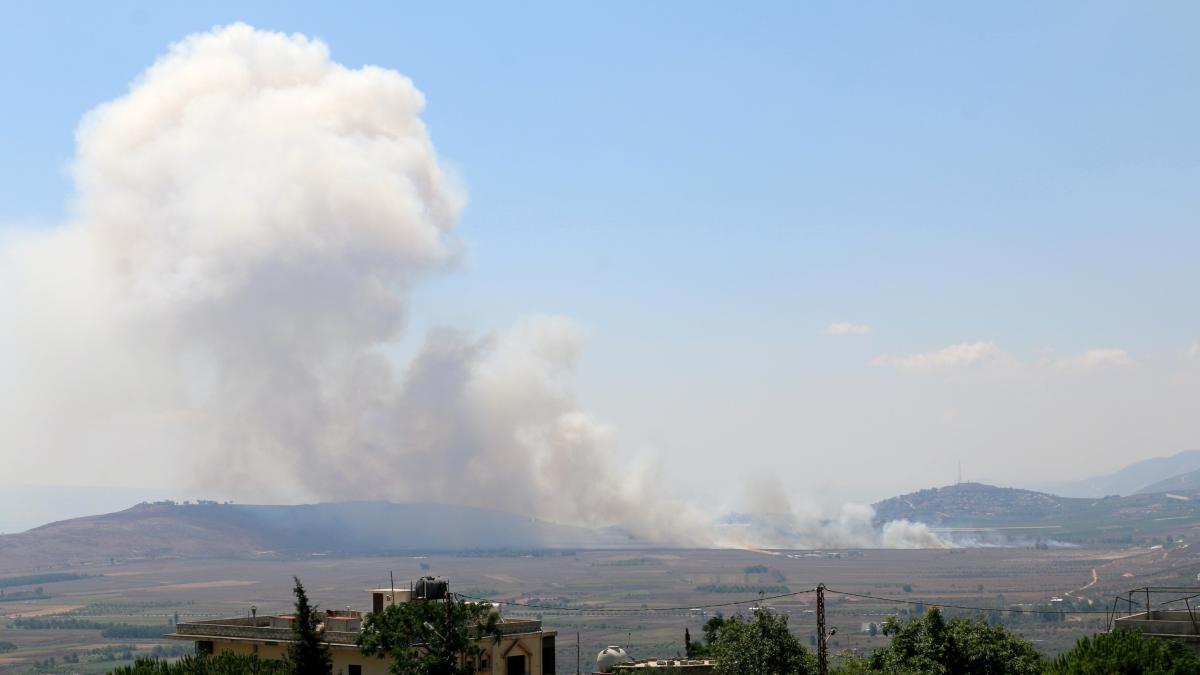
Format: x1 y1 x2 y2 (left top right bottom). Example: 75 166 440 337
415 576 448 600
596 645 632 672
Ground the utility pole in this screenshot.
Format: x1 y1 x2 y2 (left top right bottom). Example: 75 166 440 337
817 583 828 675
576 631 581 675
446 579 453 660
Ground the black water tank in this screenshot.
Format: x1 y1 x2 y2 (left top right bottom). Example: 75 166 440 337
416 576 448 600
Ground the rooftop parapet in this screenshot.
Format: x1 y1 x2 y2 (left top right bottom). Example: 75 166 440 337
169 615 546 646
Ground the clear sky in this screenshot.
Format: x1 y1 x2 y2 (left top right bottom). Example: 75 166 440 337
2 2 1198 509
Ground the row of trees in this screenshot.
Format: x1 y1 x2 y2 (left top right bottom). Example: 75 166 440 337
685 606 1200 674
13 616 172 638
112 653 287 674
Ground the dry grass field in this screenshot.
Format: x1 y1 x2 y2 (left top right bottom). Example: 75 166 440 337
3 544 1199 673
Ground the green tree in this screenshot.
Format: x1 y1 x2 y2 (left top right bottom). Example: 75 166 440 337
109 652 287 674
286 577 332 675
1047 628 1200 674
867 607 1042 675
702 613 726 645
710 610 815 675
357 597 502 675
684 613 727 658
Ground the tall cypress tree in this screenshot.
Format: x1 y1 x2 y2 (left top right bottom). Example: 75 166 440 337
287 577 332 675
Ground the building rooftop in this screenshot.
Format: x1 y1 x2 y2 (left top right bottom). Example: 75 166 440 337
168 581 549 648
168 615 361 647
1109 586 1200 654
168 613 548 647
1112 610 1200 652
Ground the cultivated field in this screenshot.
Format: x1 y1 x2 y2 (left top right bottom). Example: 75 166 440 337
2 545 1198 674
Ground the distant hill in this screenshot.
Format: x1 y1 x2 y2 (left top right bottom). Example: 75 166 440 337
873 483 1064 526
0 483 176 534
1137 468 1200 495
0 501 634 573
872 482 1200 545
1016 449 1200 498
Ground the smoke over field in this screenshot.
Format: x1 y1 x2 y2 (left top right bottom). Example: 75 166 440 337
0 24 936 549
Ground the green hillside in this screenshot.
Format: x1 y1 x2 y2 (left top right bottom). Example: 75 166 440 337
873 482 1200 545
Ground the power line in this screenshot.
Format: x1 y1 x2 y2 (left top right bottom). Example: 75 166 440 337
455 588 818 613
825 587 1111 615
459 584 1125 617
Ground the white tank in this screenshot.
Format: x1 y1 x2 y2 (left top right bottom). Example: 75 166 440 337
596 645 632 672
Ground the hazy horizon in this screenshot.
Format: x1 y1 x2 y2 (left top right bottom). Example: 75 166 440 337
2 5 1198 545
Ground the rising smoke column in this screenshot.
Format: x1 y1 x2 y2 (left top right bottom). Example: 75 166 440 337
0 24 709 543
0 24 940 548
2 23 456 497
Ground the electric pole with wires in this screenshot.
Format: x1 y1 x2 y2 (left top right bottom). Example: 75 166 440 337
817 583 828 675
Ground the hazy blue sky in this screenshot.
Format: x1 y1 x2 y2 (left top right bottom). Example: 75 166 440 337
2 2 1198 508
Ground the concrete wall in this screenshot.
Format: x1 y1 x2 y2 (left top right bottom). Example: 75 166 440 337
1113 611 1200 655
203 632 548 675
207 641 387 675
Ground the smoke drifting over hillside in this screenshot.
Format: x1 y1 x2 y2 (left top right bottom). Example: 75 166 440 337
0 24 933 548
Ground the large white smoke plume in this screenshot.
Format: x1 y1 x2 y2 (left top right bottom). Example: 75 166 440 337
0 24 938 548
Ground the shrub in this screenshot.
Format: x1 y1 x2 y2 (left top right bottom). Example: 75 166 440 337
1047 628 1200 674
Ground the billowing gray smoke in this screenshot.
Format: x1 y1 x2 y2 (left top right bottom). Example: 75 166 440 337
0 24 702 543
0 24 940 549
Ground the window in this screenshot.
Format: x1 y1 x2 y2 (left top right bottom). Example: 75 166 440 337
506 654 527 675
348 666 362 675
196 641 213 655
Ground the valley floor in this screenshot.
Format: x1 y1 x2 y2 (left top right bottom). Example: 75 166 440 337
3 545 1199 673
